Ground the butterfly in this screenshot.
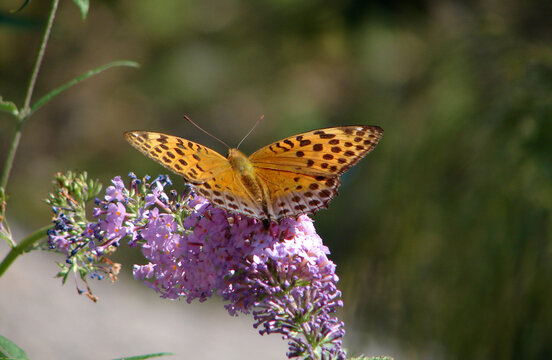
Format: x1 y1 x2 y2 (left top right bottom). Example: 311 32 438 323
124 125 383 222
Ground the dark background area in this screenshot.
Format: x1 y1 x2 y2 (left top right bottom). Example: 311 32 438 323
1 0 551 359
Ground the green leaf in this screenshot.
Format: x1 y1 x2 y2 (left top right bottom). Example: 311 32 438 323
29 60 139 117
0 97 18 117
11 0 31 13
0 334 29 360
111 352 174 360
71 0 89 20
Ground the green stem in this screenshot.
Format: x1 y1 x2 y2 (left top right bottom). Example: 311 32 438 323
22 0 59 113
0 224 53 278
0 120 23 190
0 0 59 190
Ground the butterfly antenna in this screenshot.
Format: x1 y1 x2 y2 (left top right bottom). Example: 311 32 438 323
183 115 230 149
237 115 264 150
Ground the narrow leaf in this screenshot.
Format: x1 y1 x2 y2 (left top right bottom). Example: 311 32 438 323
29 60 139 117
0 97 18 116
0 334 29 360
71 0 89 20
111 352 174 360
11 0 31 13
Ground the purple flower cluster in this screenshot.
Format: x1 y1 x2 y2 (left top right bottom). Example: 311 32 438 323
48 173 346 359
48 176 127 259
46 171 120 300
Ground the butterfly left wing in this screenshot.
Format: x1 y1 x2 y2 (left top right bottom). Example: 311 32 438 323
124 131 231 183
125 131 265 218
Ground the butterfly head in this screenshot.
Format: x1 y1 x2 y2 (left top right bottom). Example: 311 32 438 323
228 148 247 159
228 148 253 173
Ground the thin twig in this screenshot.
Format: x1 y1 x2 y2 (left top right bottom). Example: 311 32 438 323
0 225 53 277
22 0 60 115
0 0 59 190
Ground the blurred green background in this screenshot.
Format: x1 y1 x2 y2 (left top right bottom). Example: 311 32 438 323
1 0 551 359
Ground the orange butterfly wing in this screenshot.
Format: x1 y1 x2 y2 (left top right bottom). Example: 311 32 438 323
193 168 265 219
254 169 339 219
250 125 383 175
250 125 383 219
124 131 264 217
124 131 230 183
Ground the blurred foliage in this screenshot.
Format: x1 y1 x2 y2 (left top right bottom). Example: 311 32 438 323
0 0 551 359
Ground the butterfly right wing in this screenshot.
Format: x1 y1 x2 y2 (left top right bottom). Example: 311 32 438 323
125 131 264 217
249 125 383 176
249 125 383 219
254 168 340 219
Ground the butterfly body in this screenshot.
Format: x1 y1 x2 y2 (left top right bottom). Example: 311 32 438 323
125 125 383 222
227 148 268 213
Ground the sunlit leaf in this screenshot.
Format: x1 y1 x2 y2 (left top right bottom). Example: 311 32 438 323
71 0 89 20
111 352 174 360
0 97 18 117
0 334 29 360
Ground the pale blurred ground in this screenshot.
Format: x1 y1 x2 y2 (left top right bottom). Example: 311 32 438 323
0 232 400 360
0 238 289 360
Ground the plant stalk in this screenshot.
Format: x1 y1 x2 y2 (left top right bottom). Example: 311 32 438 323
0 225 53 278
0 0 59 190
0 120 23 190
22 0 59 113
